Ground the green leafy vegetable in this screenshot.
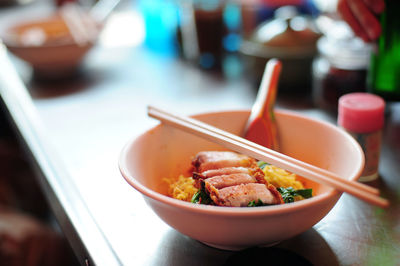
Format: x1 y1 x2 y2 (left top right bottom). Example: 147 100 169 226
191 191 201 203
257 161 270 170
277 187 313 203
191 187 213 205
295 189 313 199
278 187 296 203
248 199 266 207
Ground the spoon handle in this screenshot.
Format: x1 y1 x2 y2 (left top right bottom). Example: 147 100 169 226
243 59 282 150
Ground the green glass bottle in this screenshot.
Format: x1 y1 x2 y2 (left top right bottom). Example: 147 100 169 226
367 0 400 101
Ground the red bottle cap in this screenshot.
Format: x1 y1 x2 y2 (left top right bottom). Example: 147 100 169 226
338 93 385 133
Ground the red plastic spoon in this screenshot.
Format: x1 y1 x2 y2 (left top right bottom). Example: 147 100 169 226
243 58 282 151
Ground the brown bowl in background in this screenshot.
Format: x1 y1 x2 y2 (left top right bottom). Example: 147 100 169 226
1 10 98 79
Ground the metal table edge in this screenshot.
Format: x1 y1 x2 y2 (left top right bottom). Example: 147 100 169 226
0 43 122 266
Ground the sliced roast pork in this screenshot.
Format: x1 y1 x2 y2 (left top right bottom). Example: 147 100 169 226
209 183 282 207
192 151 258 173
191 151 283 207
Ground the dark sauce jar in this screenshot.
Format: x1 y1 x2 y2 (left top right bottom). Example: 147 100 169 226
312 25 372 112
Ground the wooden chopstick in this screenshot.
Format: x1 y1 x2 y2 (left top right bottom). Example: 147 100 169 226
147 106 389 208
149 105 379 195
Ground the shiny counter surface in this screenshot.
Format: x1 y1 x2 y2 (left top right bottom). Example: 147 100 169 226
0 3 399 266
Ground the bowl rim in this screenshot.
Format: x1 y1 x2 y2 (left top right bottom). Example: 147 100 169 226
0 13 98 49
119 109 364 217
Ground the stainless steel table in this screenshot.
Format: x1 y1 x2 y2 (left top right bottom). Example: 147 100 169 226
0 2 399 265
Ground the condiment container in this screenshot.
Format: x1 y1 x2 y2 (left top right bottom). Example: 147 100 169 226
338 93 385 182
312 30 372 112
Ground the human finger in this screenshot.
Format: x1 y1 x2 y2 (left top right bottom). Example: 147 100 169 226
348 0 382 41
363 0 385 14
337 0 369 41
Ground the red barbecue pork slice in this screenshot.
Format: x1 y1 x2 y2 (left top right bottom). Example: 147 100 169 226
192 151 258 173
209 183 283 207
193 166 266 189
204 173 257 190
200 167 251 178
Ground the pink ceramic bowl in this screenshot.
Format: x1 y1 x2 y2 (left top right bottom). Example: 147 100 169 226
119 109 364 250
1 11 98 78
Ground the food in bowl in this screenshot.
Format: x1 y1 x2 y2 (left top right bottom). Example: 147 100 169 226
166 151 312 206
119 110 364 250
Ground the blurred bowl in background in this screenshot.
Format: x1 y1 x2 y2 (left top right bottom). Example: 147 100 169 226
0 7 99 79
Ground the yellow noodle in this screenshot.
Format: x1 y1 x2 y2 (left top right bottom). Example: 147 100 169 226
165 175 197 202
262 165 304 190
